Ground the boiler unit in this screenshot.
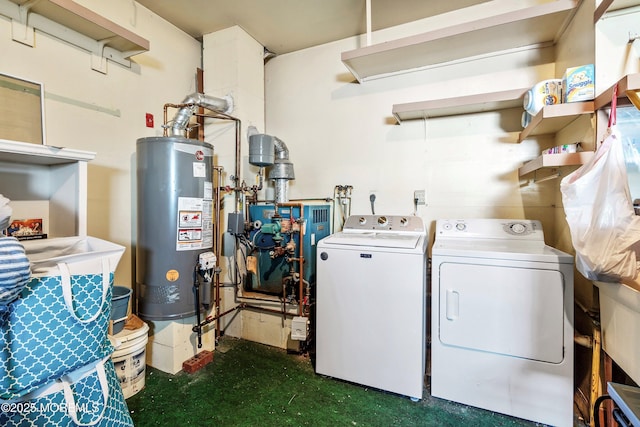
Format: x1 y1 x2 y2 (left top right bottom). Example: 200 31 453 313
245 204 331 303
136 136 214 320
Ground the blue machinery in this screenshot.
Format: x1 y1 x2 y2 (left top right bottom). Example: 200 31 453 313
246 203 331 315
136 98 337 349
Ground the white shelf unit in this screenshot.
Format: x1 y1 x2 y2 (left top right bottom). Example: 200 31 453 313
0 139 95 237
0 0 149 72
392 88 529 122
518 152 595 177
341 0 579 83
518 101 595 143
594 0 640 22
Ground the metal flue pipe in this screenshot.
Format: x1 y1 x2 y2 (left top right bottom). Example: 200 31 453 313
170 92 233 136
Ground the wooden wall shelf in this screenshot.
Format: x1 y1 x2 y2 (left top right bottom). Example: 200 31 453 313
0 0 149 72
519 151 594 177
518 102 595 143
342 0 578 82
594 73 640 110
392 88 528 122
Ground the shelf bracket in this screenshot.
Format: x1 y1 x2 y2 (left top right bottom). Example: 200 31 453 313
534 169 561 184
91 36 116 74
9 0 41 46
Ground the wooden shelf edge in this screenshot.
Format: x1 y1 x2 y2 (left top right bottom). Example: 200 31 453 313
518 151 595 176
595 0 640 22
518 101 595 142
392 87 529 122
46 0 149 51
594 73 640 110
594 0 615 22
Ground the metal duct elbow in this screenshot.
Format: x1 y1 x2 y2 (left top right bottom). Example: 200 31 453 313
246 130 295 204
272 137 290 161
269 137 295 182
171 92 234 136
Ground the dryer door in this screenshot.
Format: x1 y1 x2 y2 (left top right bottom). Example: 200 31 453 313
438 262 565 363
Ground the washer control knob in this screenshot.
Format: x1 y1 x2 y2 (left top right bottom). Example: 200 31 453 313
400 217 408 226
455 223 466 231
442 223 452 230
377 216 388 226
358 217 367 225
510 223 527 234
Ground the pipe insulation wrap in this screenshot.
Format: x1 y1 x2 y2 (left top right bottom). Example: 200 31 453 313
274 179 289 204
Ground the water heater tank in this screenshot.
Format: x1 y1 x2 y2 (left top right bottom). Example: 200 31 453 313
136 136 214 320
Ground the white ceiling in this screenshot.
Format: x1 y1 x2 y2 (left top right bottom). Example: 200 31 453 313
135 0 490 55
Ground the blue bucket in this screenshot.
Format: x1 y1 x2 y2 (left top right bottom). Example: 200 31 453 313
111 286 132 335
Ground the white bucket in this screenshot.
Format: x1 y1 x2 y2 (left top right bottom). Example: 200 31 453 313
111 321 149 399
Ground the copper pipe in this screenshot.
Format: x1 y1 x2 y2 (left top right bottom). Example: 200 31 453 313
234 118 241 212
276 202 305 316
163 103 188 137
193 110 241 210
242 303 297 318
213 165 224 340
193 304 241 331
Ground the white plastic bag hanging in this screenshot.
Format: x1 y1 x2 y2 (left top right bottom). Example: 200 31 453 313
560 85 640 282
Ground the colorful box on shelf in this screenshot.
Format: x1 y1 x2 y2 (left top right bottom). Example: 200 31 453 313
541 143 580 155
563 64 595 103
3 218 46 241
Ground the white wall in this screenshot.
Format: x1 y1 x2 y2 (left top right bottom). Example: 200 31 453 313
264 5 566 243
0 0 202 286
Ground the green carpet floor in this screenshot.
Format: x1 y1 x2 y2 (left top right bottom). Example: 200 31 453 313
126 337 552 426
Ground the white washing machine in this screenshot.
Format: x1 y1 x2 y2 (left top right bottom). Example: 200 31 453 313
315 214 427 400
431 218 574 426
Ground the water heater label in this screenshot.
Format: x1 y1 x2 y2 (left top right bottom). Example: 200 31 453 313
166 270 179 282
193 162 206 177
179 211 202 228
176 197 213 251
204 181 212 200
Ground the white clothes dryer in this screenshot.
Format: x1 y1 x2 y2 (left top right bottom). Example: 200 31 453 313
430 219 574 427
316 215 427 400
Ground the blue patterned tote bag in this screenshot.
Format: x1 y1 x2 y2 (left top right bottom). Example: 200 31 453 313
0 237 125 399
0 356 134 426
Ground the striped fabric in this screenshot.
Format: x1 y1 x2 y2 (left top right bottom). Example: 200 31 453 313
0 237 31 311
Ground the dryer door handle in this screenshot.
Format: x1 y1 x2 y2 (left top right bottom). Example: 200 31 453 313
446 289 459 320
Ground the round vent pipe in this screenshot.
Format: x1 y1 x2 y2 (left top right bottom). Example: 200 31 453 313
170 92 234 136
247 126 295 204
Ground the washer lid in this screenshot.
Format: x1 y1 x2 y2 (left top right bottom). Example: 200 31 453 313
322 231 422 249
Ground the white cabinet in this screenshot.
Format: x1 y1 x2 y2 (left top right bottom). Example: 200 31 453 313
0 139 95 237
